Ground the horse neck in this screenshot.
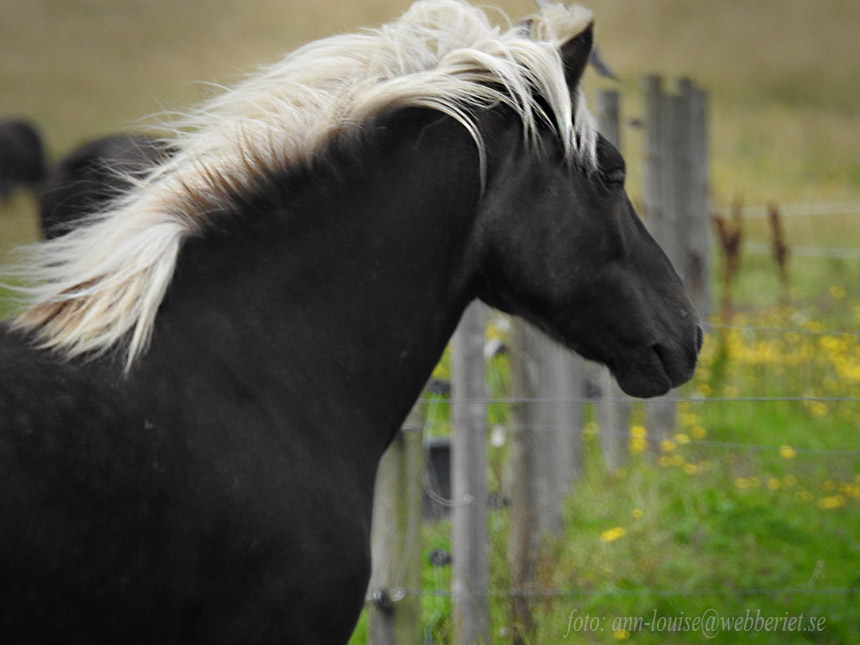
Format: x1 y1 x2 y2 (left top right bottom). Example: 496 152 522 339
129 111 483 457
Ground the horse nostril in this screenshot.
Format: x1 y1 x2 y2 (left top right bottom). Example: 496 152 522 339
696 324 704 352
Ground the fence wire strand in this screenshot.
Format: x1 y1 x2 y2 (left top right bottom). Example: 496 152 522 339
393 586 860 599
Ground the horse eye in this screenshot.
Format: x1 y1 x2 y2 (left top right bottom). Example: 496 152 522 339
604 167 626 186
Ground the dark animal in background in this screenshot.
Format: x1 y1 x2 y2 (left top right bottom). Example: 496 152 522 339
0 2 701 643
0 118 46 201
39 134 168 238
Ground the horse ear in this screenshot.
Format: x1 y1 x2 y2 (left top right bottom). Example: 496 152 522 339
559 22 594 90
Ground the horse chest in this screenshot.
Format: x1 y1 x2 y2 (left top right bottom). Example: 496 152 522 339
2 431 373 643
162 446 374 643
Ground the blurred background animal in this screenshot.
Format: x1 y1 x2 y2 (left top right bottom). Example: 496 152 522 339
0 119 46 202
38 133 168 238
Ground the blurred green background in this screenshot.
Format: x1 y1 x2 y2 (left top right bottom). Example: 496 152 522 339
2 0 859 208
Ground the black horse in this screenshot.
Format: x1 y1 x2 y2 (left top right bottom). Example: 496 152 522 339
0 2 701 643
0 118 46 201
38 133 169 238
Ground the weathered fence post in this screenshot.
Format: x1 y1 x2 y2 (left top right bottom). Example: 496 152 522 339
679 78 712 319
506 319 587 642
642 75 711 445
451 302 490 645
596 88 621 149
506 322 552 642
368 403 426 644
596 367 631 471
551 350 586 490
595 89 631 471
644 77 680 446
642 75 665 232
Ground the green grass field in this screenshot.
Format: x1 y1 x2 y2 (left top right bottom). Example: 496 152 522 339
1 1 858 643
345 293 860 643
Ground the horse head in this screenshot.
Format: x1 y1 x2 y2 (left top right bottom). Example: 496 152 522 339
475 6 702 397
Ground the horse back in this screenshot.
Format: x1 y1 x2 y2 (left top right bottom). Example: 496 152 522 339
0 324 129 434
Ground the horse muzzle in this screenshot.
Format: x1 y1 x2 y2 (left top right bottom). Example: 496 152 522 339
613 323 703 398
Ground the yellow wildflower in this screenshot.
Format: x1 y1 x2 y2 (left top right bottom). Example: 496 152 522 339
696 383 712 397
613 629 631 640
818 495 845 510
808 401 829 417
829 285 846 300
679 412 699 428
778 445 797 459
660 439 677 453
582 422 598 441
631 508 644 519
600 527 627 543
629 437 647 455
630 424 647 438
690 425 708 440
840 484 860 499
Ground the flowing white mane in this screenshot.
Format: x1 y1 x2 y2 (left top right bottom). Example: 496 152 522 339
8 0 598 369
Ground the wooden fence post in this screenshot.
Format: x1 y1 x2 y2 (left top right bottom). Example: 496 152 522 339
451 302 490 645
368 404 426 644
679 78 712 319
549 349 585 490
643 76 677 447
642 75 711 446
596 367 631 472
645 82 683 446
596 89 621 150
595 89 631 471
642 75 665 231
507 319 587 642
506 320 539 643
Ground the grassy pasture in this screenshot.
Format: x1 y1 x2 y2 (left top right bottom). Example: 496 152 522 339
0 1 857 643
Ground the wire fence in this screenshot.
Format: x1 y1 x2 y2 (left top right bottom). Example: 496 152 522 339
405 586 860 599
367 301 859 643
714 202 860 219
413 421 860 457
706 322 859 338
421 395 860 405
366 79 858 642
745 242 860 260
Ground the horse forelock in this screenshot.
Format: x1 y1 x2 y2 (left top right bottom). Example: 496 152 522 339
8 0 598 368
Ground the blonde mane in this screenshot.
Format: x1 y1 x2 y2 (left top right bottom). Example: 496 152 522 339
7 0 598 369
